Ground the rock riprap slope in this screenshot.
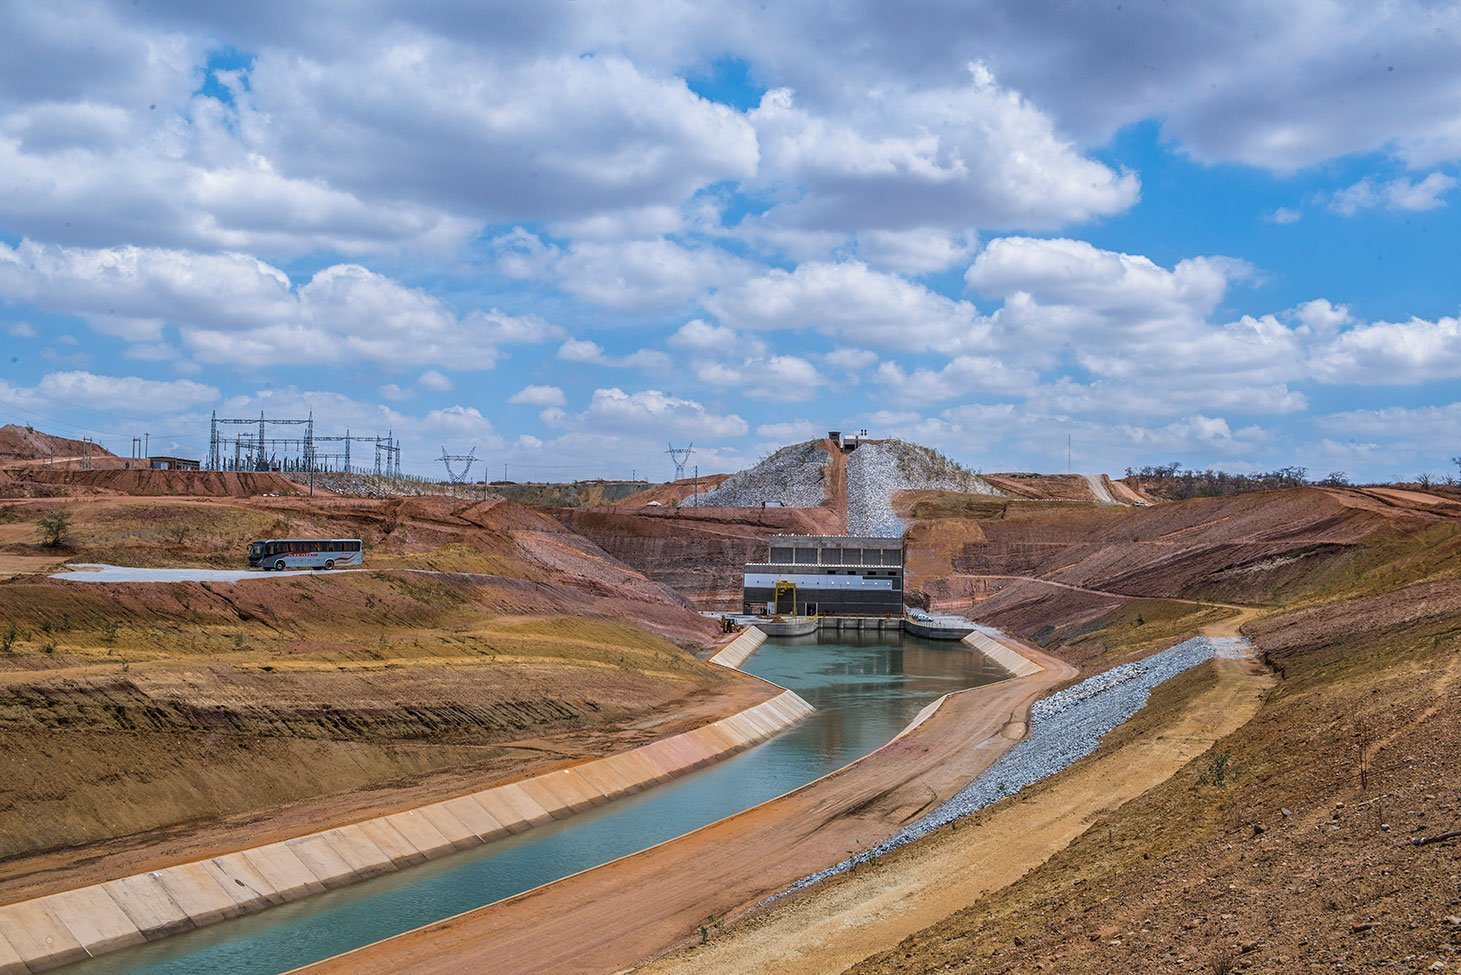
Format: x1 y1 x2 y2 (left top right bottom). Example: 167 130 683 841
688 441 830 509
848 441 998 536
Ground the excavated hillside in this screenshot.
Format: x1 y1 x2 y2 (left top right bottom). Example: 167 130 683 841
557 504 842 608
834 485 1461 975
0 491 748 901
0 425 118 464
624 484 1460 975
4 466 308 497
897 486 1460 660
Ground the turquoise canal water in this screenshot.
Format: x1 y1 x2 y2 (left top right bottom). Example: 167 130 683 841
76 632 1004 975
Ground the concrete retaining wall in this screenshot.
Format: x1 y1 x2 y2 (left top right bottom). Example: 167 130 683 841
708 626 766 668
0 684 813 974
963 630 1045 677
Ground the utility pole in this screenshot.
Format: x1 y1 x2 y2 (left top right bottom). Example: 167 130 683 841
693 465 699 507
144 432 150 458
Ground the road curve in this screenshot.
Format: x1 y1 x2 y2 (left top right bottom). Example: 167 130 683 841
297 638 1075 975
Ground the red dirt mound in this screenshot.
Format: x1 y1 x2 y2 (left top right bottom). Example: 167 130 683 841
609 474 732 508
984 473 1099 501
6 467 309 497
0 425 117 463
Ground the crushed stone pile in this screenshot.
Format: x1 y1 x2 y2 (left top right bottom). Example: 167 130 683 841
783 634 1252 895
846 440 999 537
685 441 829 508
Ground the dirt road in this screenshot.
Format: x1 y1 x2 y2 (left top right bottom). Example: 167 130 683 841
299 639 1076 975
1083 473 1119 505
641 655 1272 975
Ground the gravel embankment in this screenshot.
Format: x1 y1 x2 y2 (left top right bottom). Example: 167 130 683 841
784 635 1252 893
846 440 998 536
686 441 829 508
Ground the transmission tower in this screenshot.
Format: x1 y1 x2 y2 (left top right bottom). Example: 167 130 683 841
666 442 694 481
439 446 477 484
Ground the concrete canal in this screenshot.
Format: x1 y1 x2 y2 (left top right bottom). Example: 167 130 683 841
75 632 1006 975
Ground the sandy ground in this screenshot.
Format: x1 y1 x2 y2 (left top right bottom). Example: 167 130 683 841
49 562 368 582
299 638 1076 975
640 656 1272 975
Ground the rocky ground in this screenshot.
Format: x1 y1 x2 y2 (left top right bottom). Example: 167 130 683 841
846 440 998 536
795 636 1253 891
689 440 831 509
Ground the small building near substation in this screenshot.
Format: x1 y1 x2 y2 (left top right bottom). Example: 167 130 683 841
147 456 201 471
742 534 904 617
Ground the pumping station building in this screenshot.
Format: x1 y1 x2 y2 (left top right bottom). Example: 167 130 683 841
742 535 905 617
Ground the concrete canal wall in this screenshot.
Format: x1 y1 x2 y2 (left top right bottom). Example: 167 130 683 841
708 626 766 668
0 650 812 974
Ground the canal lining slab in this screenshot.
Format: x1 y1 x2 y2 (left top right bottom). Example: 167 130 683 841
285 835 363 889
240 843 329 900
100 874 195 940
153 862 248 926
484 783 556 827
0 899 90 971
440 796 512 843
0 927 27 975
204 853 289 910
381 811 457 860
320 828 397 880
353 819 430 868
38 886 146 957
413 806 480 852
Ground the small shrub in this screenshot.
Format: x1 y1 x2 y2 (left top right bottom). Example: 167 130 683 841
41 642 55 655
1 622 16 654
100 620 120 645
37 510 72 547
1199 750 1232 788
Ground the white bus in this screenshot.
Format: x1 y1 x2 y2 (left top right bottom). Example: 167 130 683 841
247 538 363 571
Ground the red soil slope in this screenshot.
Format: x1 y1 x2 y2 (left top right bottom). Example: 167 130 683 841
556 504 843 608
8 467 309 497
0 424 118 463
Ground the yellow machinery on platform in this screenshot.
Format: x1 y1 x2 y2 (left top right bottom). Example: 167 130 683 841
773 580 799 615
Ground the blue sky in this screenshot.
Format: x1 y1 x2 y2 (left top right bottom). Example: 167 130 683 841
2 1 1460 482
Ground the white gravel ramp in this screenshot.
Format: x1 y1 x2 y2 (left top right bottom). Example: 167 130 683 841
1084 473 1120 505
688 441 830 508
784 634 1253 894
51 563 365 583
846 441 999 537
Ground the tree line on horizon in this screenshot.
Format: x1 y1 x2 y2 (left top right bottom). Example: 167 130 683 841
1124 463 1355 500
